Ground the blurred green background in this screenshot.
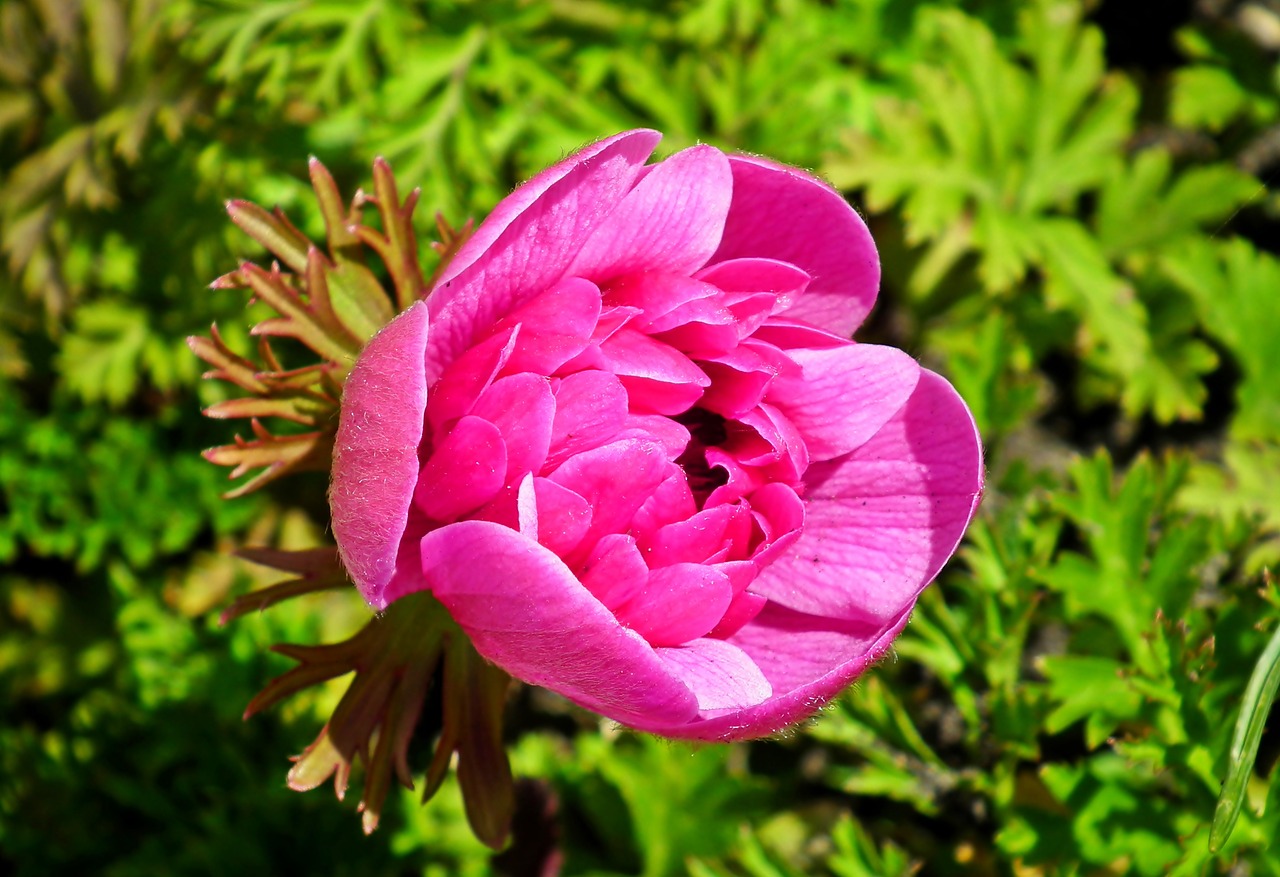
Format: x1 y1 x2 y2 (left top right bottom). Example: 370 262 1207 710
3 0 1280 873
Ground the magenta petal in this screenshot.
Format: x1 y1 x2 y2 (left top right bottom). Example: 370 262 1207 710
695 257 811 316
548 438 674 549
767 343 921 462
714 155 879 337
754 370 984 624
641 503 741 566
471 372 555 480
751 318 851 351
413 521 700 726
604 272 719 329
569 145 733 282
748 482 805 568
529 477 593 557
628 602 908 740
652 638 771 713
697 345 778 420
331 302 429 607
495 277 603 376
426 326 518 436
427 130 662 379
414 415 508 522
706 590 768 639
631 470 698 537
619 414 691 459
579 533 649 611
600 328 709 415
614 563 734 647
547 370 629 469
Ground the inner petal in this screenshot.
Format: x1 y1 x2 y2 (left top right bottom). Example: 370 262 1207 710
471 371 556 481
613 563 733 647
414 415 508 522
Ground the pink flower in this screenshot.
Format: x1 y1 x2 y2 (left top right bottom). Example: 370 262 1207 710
329 130 983 741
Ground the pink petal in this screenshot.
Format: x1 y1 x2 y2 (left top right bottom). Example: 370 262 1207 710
619 414 691 459
427 130 662 379
613 563 734 647
751 318 850 351
330 302 429 606
579 533 649 611
411 521 700 726
640 503 746 566
714 154 878 337
697 345 779 420
732 403 808 480
706 590 768 639
766 343 921 462
548 438 674 552
426 326 518 436
654 316 740 360
529 476 593 557
695 257 810 317
630 470 698 539
753 370 984 624
569 145 733 282
652 638 771 713
414 415 508 522
471 372 555 480
747 482 805 568
599 328 710 415
493 276 603 376
603 272 719 330
546 370 629 469
623 601 909 740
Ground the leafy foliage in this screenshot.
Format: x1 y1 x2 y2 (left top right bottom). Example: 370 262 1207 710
4 0 1280 873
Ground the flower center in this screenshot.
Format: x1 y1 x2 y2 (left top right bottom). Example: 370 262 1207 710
675 407 729 504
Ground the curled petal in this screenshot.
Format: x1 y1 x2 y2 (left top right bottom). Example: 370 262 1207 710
674 602 911 740
547 370 629 469
549 438 675 553
331 302 429 606
714 154 879 337
754 370 984 624
570 144 733 282
415 415 508 522
767 343 921 462
613 563 734 647
653 638 771 714
472 373 555 480
599 328 710 415
579 533 649 611
428 130 662 378
494 277 603 376
413 521 700 727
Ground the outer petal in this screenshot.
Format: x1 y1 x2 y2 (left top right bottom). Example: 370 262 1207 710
653 638 771 713
712 154 879 336
412 521 700 727
569 145 733 282
651 602 911 740
767 343 921 462
753 370 984 623
330 302 429 607
426 130 662 379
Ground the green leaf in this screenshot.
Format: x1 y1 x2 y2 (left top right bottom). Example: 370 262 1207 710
1095 149 1258 258
1039 655 1142 747
1161 238 1280 442
1211 617 1280 851
1171 64 1249 132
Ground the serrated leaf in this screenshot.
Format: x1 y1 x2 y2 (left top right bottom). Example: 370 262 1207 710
1160 238 1280 442
1171 65 1248 131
